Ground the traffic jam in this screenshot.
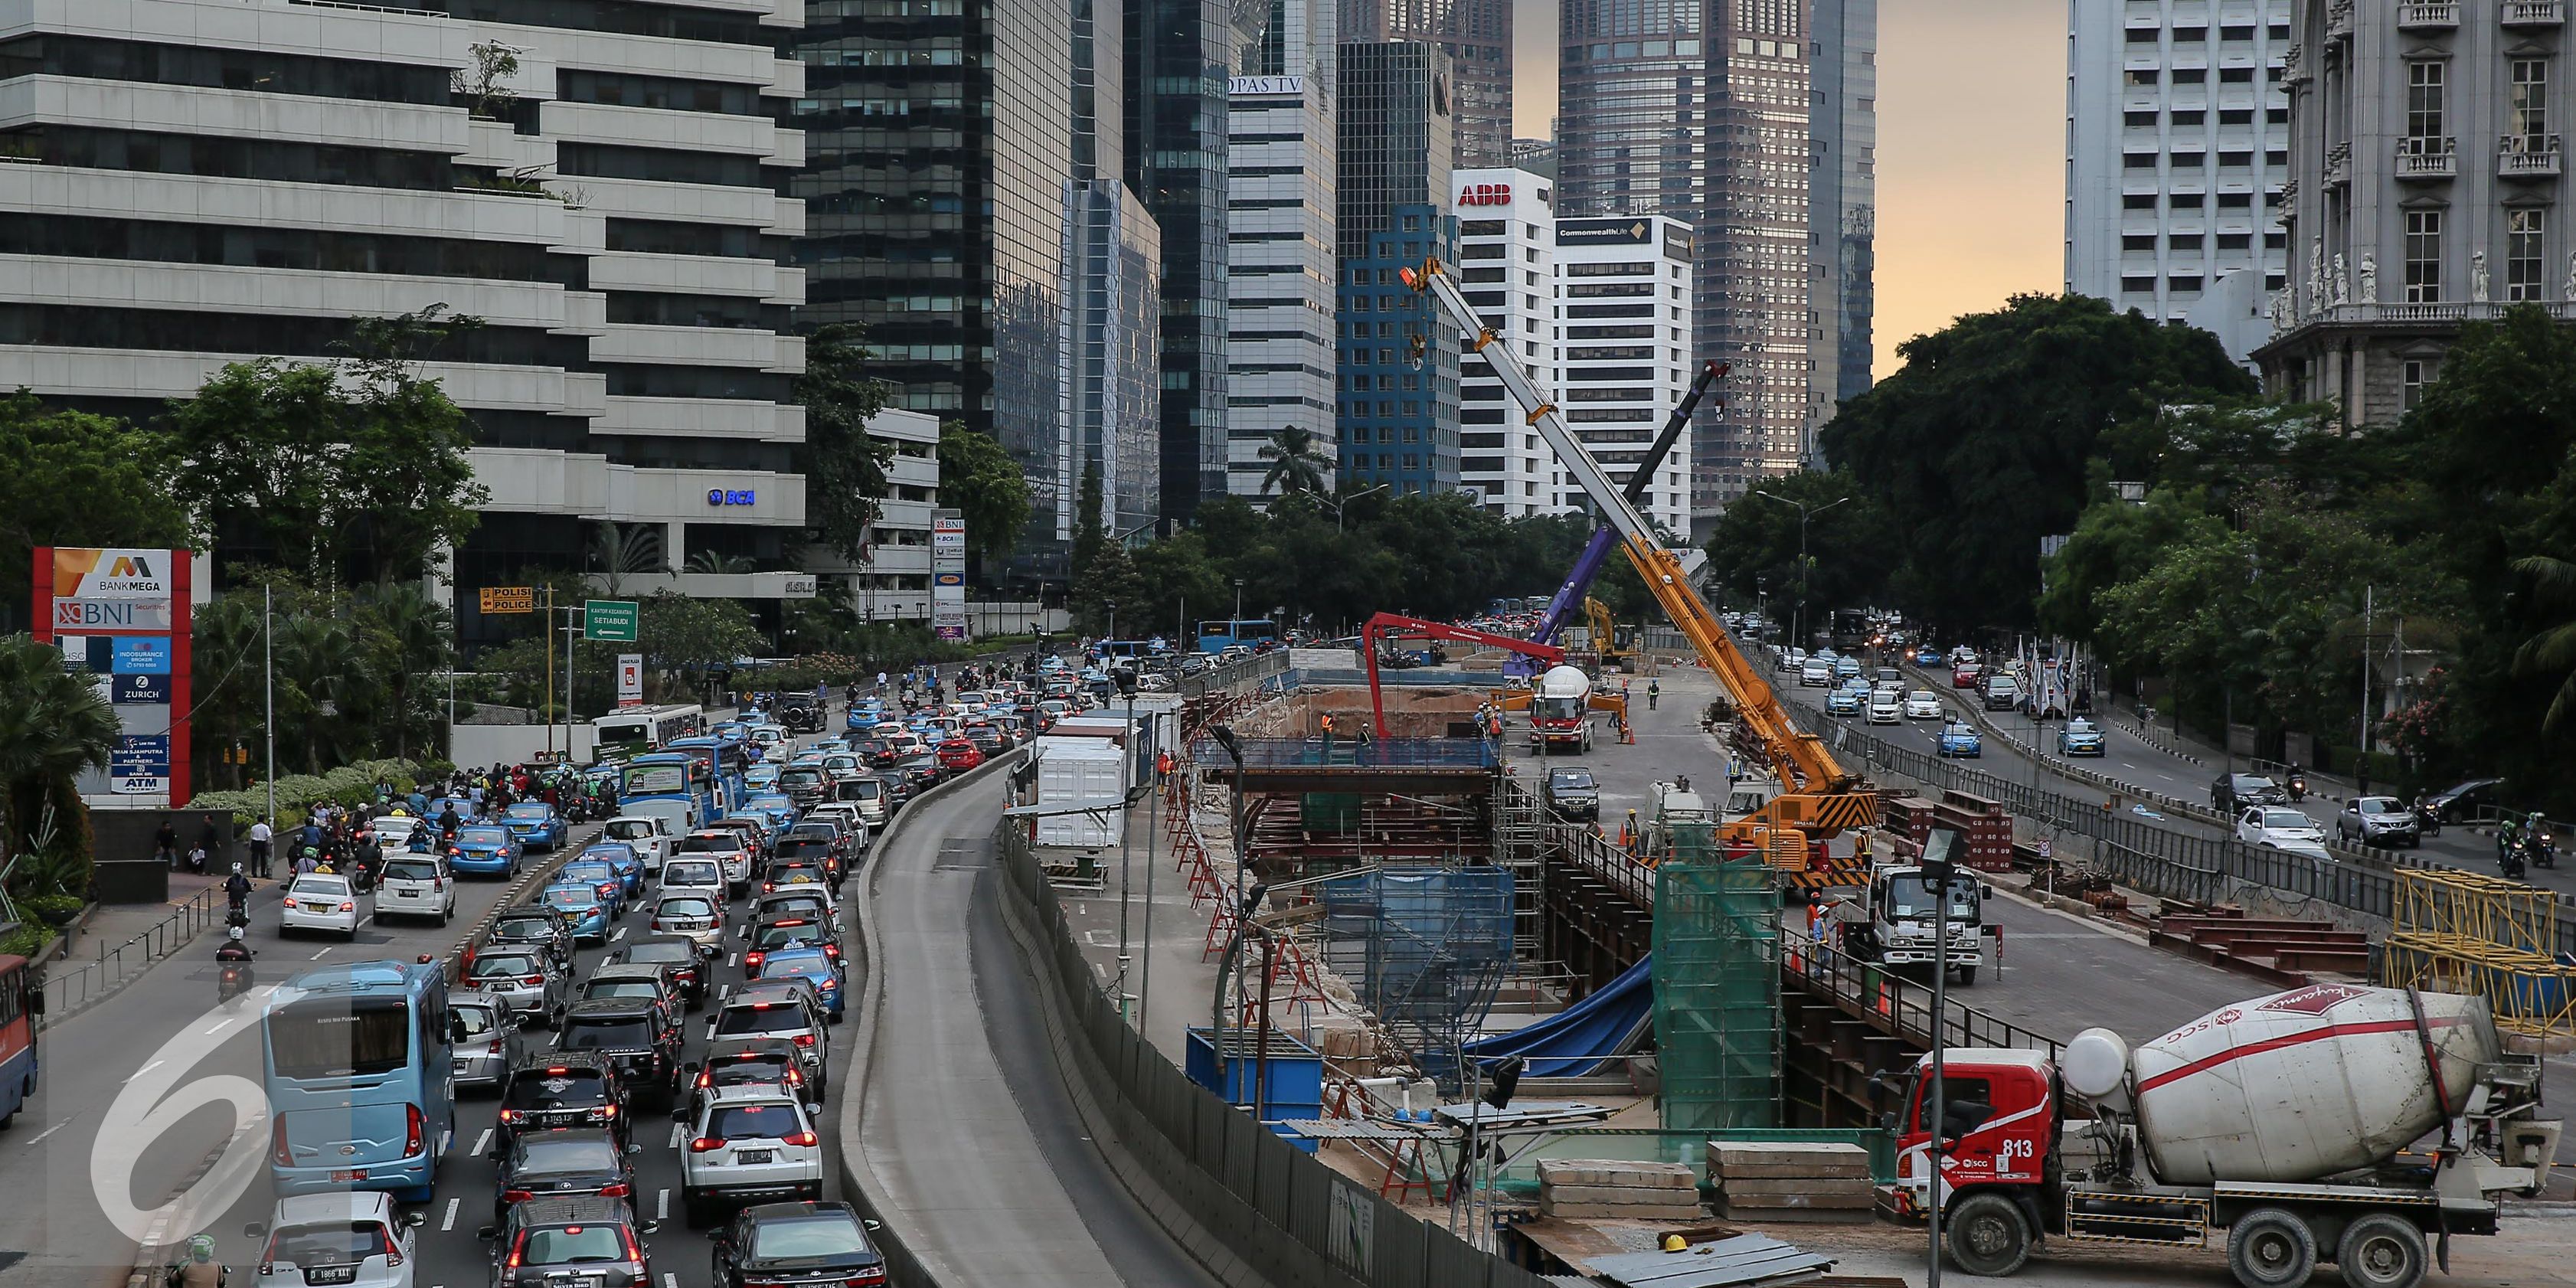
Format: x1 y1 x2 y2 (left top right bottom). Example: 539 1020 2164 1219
212 659 1117 1288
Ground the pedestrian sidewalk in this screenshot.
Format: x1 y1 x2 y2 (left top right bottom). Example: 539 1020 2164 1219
34 868 276 1023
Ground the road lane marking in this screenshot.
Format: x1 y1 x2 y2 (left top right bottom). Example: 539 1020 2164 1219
28 1119 70 1143
705 1022 718 1041
668 1123 685 1149
311 947 332 959
657 1188 671 1219
473 1128 492 1156
611 926 626 943
121 1060 164 1085
726 952 738 967
441 1198 459 1231
201 1020 230 1035
664 1275 678 1288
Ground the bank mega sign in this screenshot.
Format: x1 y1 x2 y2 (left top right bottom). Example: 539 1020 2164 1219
35 548 195 805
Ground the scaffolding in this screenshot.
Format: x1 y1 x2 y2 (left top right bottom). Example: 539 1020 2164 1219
1492 778 1545 959
2383 868 2576 1037
1316 866 1515 1092
1653 856 1781 1131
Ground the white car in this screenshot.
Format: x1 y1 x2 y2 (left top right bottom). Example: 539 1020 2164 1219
247 1192 422 1288
1774 646 1807 674
1866 691 1903 724
280 874 363 939
2238 806 2332 861
652 891 727 954
1903 690 1942 721
370 815 423 857
373 853 455 924
681 1084 825 1227
662 856 727 906
1798 659 1833 687
600 816 673 872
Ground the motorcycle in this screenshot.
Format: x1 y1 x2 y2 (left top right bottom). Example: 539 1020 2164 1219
2538 827 2559 871
2502 836 2531 881
216 930 254 1003
2285 771 2309 803
2413 796 2446 836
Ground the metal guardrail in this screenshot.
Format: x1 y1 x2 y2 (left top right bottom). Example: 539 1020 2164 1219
1179 649 1290 698
38 885 223 1028
1780 927 2065 1061
1192 736 1498 770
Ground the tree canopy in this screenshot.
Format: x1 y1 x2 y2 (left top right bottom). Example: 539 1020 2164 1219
1818 293 2256 629
0 393 192 624
793 324 897 564
937 420 1033 569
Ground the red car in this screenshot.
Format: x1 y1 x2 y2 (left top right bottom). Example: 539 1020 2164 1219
935 738 985 771
1951 663 1982 689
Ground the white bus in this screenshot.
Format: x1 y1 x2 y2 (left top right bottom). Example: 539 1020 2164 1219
590 704 704 756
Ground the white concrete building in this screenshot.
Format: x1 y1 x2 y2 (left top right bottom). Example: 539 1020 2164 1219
1224 0 1338 500
799 408 941 621
1452 166 1691 540
1453 167 1558 516
0 0 808 624
2065 0 2294 358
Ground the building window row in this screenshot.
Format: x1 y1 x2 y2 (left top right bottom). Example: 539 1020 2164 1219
0 212 575 283
0 34 450 105
10 126 451 190
0 302 587 367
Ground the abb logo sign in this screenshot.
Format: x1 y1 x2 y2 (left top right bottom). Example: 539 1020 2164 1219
1457 183 1512 207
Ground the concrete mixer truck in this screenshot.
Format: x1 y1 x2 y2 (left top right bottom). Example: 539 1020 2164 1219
1888 983 2558 1288
1528 664 1595 755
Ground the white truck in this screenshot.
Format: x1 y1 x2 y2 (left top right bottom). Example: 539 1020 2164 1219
1528 664 1595 754
1844 862 1991 986
1888 983 2559 1288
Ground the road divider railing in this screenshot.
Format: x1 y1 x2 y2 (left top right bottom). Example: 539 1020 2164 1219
38 884 225 1028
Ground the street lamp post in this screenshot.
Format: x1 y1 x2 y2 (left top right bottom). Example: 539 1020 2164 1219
1232 580 1244 633
1747 491 1849 652
1318 482 1390 531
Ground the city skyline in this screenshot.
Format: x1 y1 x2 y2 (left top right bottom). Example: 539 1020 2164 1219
1515 0 2061 381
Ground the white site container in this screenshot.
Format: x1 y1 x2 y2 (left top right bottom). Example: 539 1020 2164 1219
2075 984 2499 1186
1033 735 1129 848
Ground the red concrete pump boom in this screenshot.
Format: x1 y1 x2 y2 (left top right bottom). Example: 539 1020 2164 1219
1359 613 1565 739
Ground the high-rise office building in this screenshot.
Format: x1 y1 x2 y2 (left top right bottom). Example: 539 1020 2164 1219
2260 1 2574 426
2067 0 2293 364
1127 0 1233 521
1451 168 1694 538
1342 0 1512 168
1336 41 1459 495
1558 1 1832 518
799 0 1165 569
1810 0 1877 431
1224 0 1340 499
0 0 809 622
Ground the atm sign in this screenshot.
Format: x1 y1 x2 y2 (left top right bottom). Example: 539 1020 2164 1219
1457 183 1512 208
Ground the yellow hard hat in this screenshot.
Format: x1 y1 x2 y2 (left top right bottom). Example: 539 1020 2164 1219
1662 1234 1687 1253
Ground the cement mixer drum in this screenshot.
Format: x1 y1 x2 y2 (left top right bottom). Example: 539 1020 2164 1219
2129 984 2498 1185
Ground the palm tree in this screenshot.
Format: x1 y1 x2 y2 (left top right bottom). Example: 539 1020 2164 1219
591 522 669 597
686 550 755 576
0 633 118 875
361 584 453 760
2515 554 2576 731
276 616 372 774
1257 425 1334 496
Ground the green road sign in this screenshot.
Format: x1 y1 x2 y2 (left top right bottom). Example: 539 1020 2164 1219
584 599 639 642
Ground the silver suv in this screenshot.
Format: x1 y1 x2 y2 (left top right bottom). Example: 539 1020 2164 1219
708 986 828 1093
680 1085 823 1228
463 949 570 1028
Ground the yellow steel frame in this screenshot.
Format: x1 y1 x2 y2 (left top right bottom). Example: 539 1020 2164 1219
2384 868 2576 1036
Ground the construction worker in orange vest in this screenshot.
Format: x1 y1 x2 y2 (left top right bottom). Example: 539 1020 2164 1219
1156 750 1174 784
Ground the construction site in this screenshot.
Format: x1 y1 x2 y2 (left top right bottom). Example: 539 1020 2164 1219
1005 258 2576 1288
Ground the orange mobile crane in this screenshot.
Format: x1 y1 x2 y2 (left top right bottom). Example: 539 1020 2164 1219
1398 261 1877 858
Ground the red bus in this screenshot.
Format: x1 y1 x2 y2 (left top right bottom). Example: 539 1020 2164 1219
0 956 37 1127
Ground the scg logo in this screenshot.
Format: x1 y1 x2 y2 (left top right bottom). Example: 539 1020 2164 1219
707 489 758 507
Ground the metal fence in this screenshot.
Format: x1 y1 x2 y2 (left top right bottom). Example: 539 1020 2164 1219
1780 927 2064 1063
995 817 1554 1288
1182 649 1292 698
37 885 224 1027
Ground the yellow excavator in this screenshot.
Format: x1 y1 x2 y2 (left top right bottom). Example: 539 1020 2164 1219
1400 260 1878 864
1584 596 1639 671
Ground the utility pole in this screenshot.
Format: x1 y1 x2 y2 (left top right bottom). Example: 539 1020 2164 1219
2358 584 2374 796
544 584 557 761
263 584 276 833
563 601 581 763
1114 675 1138 1022
1747 491 1849 651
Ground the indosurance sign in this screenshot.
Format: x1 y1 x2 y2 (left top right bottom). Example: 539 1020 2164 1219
932 509 967 641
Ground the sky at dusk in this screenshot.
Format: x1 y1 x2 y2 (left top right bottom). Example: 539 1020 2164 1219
1511 0 2064 378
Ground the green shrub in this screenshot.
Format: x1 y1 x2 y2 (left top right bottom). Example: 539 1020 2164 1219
188 757 443 827
0 923 50 958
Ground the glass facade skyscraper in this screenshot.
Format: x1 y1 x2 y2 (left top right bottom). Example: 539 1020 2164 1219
1341 0 1512 168
1339 204 1461 495
1128 0 1234 521
1559 0 1872 515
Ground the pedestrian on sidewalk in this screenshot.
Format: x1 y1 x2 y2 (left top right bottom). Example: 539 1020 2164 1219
247 818 272 878
152 816 178 867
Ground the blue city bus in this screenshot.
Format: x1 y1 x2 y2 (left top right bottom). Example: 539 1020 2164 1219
619 751 711 835
261 959 453 1203
666 736 747 812
1196 619 1279 653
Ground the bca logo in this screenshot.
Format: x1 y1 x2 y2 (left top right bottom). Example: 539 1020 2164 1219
1458 183 1512 208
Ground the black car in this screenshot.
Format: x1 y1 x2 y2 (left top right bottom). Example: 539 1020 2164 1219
966 726 1012 757
874 771 915 812
894 754 942 792
483 906 576 971
1544 768 1600 822
2211 772 2290 814
485 1196 654 1288
496 1053 629 1156
493 1128 637 1226
606 935 708 1007
712 1201 884 1288
773 834 836 870
775 693 823 734
746 916 842 973
776 766 830 810
748 891 834 933
687 1038 818 1118
2420 777 2504 825
555 998 683 1109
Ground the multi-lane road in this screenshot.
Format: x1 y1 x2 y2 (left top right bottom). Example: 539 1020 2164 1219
0 657 1222 1288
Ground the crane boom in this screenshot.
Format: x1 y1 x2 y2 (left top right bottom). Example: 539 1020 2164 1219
1400 260 1873 836
1359 613 1564 739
